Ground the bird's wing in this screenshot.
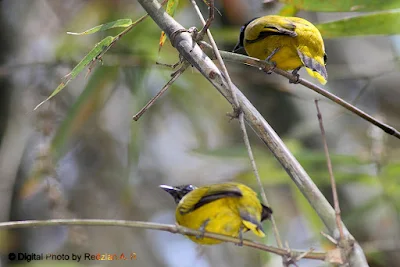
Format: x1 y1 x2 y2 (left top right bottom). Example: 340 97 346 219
247 18 297 44
177 183 242 215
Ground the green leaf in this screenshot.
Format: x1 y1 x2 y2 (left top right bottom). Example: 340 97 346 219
34 36 114 110
278 5 298 16
317 11 400 38
278 0 400 12
67 19 132 35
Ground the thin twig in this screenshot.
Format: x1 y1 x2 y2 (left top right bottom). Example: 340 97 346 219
189 0 283 249
321 231 338 245
133 62 189 121
197 0 214 40
0 219 330 261
315 100 345 241
199 42 400 140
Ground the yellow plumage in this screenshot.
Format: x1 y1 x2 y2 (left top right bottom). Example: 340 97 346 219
160 182 272 245
234 15 328 85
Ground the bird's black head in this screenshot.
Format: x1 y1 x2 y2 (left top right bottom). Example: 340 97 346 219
232 17 259 53
261 204 273 221
160 184 197 204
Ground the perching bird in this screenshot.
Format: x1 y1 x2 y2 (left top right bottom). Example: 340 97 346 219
233 15 328 85
160 182 272 245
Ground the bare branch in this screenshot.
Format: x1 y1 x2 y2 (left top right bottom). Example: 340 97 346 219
189 0 284 249
133 62 189 121
315 100 345 241
0 219 329 262
200 42 400 140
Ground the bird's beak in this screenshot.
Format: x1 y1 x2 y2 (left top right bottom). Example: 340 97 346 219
159 185 176 194
159 185 182 204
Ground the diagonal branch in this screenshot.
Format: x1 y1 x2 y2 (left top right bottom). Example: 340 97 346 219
204 46 400 140
188 0 283 249
137 0 369 266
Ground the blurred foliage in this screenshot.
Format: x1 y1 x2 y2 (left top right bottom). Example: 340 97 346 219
278 0 400 12
1 0 400 266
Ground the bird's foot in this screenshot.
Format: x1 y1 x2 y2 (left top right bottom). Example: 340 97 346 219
289 67 301 84
196 219 210 240
237 227 244 246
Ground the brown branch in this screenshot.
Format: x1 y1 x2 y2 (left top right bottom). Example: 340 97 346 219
0 219 330 262
199 42 400 140
314 100 345 241
132 62 189 121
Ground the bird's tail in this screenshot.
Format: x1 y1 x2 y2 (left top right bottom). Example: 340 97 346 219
241 212 266 237
297 50 328 85
242 220 265 237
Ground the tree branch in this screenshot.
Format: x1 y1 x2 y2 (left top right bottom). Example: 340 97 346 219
137 0 369 266
0 219 329 261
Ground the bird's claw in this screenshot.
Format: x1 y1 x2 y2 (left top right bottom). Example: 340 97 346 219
196 219 210 240
237 227 244 246
265 61 277 74
289 73 300 84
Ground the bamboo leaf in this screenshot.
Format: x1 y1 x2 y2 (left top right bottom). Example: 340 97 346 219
34 36 114 110
67 19 132 35
278 5 298 16
317 11 400 38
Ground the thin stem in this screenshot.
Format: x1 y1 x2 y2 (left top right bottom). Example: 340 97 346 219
0 219 329 261
133 62 189 121
315 100 345 241
189 0 283 249
200 43 400 140
197 0 214 40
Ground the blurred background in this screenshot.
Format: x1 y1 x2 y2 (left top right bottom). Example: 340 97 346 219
0 0 399 266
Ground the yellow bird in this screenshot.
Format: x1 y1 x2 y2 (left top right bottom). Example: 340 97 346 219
233 15 328 85
160 182 272 245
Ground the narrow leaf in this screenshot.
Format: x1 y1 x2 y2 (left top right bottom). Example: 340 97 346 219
67 19 132 35
279 0 400 12
159 0 179 52
34 36 114 110
317 11 400 38
159 31 167 53
278 5 298 16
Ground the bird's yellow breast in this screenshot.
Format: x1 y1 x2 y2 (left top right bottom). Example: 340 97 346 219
245 36 302 70
176 198 243 244
175 183 265 245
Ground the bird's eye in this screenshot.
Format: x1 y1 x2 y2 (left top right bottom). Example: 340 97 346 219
187 185 196 191
323 53 328 65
